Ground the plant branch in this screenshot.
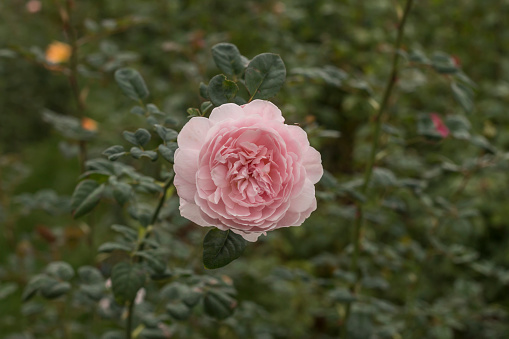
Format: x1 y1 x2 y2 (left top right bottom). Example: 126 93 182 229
341 0 414 337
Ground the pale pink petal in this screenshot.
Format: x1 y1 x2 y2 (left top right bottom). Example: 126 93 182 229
288 179 315 213
179 199 212 227
174 174 197 201
231 229 265 242
177 117 212 150
241 100 284 123
302 147 323 184
209 103 245 123
173 149 200 184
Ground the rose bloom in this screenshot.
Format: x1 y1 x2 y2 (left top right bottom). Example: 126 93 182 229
430 113 449 138
174 100 323 241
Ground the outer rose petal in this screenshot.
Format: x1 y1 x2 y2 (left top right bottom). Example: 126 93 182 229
177 117 212 150
180 199 211 226
231 229 265 242
241 100 284 123
209 103 246 123
302 147 324 184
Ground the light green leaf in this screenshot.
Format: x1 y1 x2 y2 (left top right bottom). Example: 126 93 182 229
114 68 149 101
208 74 239 106
245 53 286 100
71 180 104 218
203 229 246 269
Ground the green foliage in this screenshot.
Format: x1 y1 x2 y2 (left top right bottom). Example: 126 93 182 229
111 262 146 305
245 53 286 100
114 68 149 101
208 74 239 106
202 229 247 269
70 180 104 218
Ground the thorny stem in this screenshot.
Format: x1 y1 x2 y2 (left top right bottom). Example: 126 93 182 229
341 0 414 337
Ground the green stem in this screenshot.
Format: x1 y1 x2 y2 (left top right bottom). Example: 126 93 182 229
136 174 174 256
341 0 414 337
126 301 134 339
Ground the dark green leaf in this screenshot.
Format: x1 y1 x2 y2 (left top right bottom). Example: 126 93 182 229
103 145 125 156
470 135 496 154
111 224 138 242
159 143 177 163
130 147 158 161
114 68 149 101
245 53 286 100
203 229 246 269
203 289 236 319
166 302 191 320
211 43 244 77
45 261 74 281
130 106 146 116
446 115 471 140
199 82 209 100
111 262 146 304
200 101 213 115
112 182 132 205
71 180 104 218
208 74 239 106
154 124 178 142
123 128 151 146
40 281 71 299
451 82 474 113
22 275 51 302
98 242 134 253
78 266 104 285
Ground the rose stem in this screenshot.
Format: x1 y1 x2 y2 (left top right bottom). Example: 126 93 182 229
125 174 174 339
341 0 414 337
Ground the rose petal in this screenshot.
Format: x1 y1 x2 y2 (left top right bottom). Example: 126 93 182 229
302 146 323 184
209 103 245 123
179 199 211 227
241 100 284 123
177 117 212 150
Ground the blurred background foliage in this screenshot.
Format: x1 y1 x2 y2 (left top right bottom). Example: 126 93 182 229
1 0 509 338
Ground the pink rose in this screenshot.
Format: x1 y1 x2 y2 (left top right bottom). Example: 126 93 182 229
430 113 450 138
174 100 323 242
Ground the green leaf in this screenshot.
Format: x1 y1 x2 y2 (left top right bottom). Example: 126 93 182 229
451 82 474 113
200 101 213 115
199 82 210 100
211 43 245 77
203 229 247 269
45 262 74 281
111 262 146 305
22 275 50 302
97 241 134 253
71 180 104 218
372 168 399 187
166 302 192 321
130 147 158 161
103 145 126 161
445 115 471 140
101 331 124 339
111 224 138 242
114 68 149 101
208 74 239 106
159 142 178 163
130 106 146 116
0 283 18 300
470 135 496 154
203 289 236 319
245 53 286 100
431 52 458 74
154 124 178 142
78 266 104 285
112 182 132 205
40 281 71 299
123 128 151 146
146 103 164 116
134 250 167 274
